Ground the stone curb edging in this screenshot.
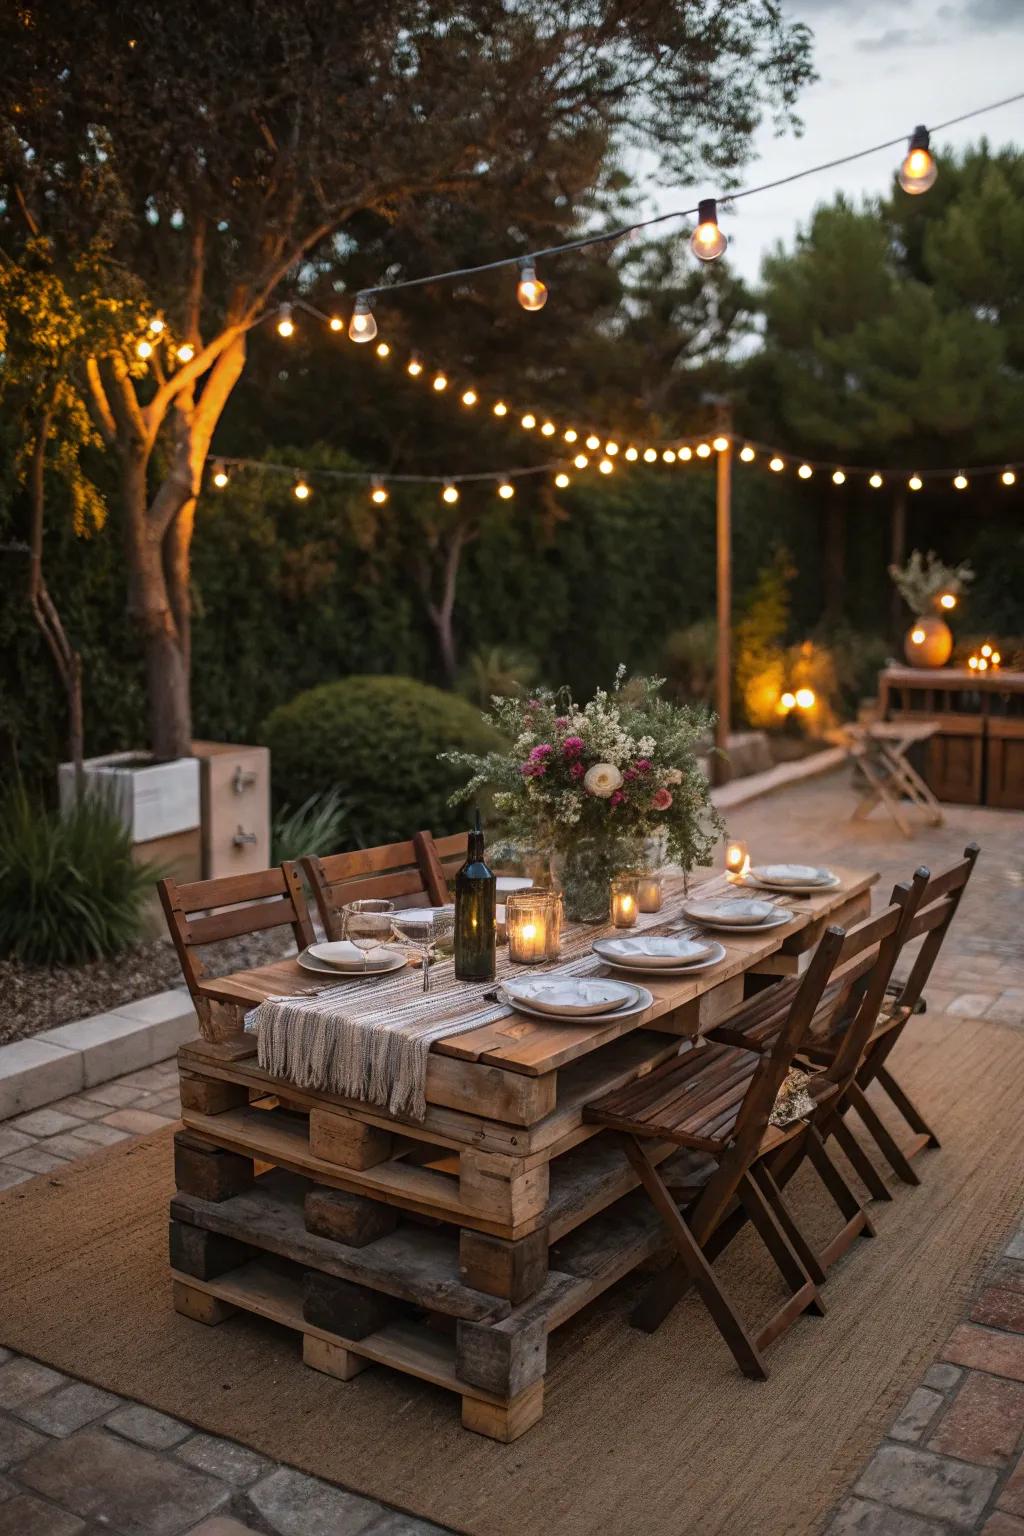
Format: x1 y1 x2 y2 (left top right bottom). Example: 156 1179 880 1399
0 989 197 1121
711 745 848 812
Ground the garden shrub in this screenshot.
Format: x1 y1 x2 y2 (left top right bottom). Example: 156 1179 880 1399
0 785 159 966
262 675 504 848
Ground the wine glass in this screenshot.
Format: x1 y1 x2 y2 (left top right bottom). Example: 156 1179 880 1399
391 907 455 994
340 899 395 974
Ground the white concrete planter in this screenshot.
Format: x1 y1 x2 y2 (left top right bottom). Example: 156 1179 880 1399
59 751 200 841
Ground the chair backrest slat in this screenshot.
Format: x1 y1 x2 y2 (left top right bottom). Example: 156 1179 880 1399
896 844 979 1013
301 829 457 939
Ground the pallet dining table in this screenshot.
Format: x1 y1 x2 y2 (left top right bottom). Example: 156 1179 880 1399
170 863 877 1441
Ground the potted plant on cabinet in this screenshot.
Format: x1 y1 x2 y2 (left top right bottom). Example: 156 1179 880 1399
889 550 974 668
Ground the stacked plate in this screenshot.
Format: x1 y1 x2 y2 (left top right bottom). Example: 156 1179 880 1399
680 895 791 934
592 934 727 976
297 940 407 977
744 862 839 894
500 975 652 1024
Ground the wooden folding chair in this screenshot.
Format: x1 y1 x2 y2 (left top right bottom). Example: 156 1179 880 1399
158 868 316 1031
583 926 849 1380
299 831 465 940
845 721 943 838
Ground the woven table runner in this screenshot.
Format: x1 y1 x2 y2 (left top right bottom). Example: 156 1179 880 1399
246 871 732 1121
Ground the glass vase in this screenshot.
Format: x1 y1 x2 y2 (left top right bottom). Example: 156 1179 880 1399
553 837 641 925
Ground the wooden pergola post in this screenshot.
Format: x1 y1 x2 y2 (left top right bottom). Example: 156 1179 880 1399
714 410 733 779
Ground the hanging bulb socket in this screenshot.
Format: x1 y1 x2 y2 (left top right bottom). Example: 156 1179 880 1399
370 477 389 505
293 476 311 501
407 355 424 377
277 304 295 339
497 479 515 500
899 126 937 195
690 199 728 262
212 460 229 489
516 261 548 312
348 294 377 343
441 480 460 504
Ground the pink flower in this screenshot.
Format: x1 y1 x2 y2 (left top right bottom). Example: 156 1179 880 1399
562 735 584 757
528 743 552 761
635 757 653 774
520 761 547 778
609 790 625 807
622 767 639 782
554 716 568 731
651 787 673 811
569 761 586 780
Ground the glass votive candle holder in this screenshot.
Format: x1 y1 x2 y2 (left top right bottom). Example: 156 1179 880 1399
506 891 555 964
546 890 563 960
725 840 749 879
609 876 639 929
636 872 663 913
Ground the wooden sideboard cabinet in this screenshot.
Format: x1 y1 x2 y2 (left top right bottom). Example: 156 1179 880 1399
878 666 1024 809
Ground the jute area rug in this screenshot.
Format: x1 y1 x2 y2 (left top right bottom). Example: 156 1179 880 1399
1 1009 1020 1536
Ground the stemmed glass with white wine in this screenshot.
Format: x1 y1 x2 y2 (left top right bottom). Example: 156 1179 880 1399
340 899 395 974
391 907 456 993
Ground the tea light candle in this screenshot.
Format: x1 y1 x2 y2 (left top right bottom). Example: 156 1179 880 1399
725 840 750 880
637 873 663 913
506 892 553 964
610 876 639 929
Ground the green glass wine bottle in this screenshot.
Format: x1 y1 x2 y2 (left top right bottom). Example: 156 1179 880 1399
454 810 497 982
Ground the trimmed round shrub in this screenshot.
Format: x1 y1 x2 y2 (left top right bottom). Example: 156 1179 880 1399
262 675 503 848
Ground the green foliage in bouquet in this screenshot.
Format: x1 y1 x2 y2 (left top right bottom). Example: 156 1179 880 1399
442 668 723 872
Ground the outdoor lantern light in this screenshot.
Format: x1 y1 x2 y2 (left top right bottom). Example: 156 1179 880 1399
432 372 448 391
795 688 816 709
555 472 571 488
770 456 785 473
407 356 424 377
832 469 846 485
725 841 749 876
939 592 957 609
277 305 295 338
1002 468 1017 486
522 413 537 429
899 126 937 195
516 261 548 312
293 477 311 500
869 472 883 488
780 691 796 711
442 481 460 504
375 341 390 358
740 445 755 462
497 479 515 499
370 477 388 505
981 644 992 657
493 400 508 416
798 463 813 479
348 295 377 342
461 388 478 406
954 473 968 490
212 461 229 489
690 198 728 261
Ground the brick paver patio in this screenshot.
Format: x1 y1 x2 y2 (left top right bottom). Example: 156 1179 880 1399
0 767 1020 1535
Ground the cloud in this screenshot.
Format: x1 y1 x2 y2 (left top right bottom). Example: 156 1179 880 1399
855 26 939 52
957 0 1024 25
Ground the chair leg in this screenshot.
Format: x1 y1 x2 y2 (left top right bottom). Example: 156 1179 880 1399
846 1081 922 1187
622 1138 768 1380
874 1064 940 1152
804 1125 875 1270
831 1113 894 1203
737 1171 826 1348
749 1160 828 1287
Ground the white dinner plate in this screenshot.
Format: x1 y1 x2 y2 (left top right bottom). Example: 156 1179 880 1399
689 909 793 936
682 896 778 927
498 981 653 1025
592 935 715 969
308 940 395 970
297 947 407 977
745 868 840 895
597 940 727 976
496 876 534 894
502 976 634 1017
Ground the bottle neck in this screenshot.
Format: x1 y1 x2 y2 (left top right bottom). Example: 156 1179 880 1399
467 829 485 863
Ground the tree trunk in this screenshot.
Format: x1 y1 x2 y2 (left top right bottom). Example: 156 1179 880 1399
427 524 469 685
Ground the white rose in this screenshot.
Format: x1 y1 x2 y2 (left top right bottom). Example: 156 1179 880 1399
665 768 683 785
583 762 623 798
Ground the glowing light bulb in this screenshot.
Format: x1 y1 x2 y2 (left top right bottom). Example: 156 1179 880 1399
909 474 923 491
493 400 508 416
148 318 164 334
954 473 968 490
832 469 846 485
1001 468 1016 486
136 339 153 359
293 478 311 501
521 413 536 429
695 443 711 459
598 458 613 475
375 341 390 358
176 343 195 363
564 428 578 443
911 627 926 645
712 435 730 452
541 421 556 437
690 198 727 261
212 462 229 489
442 481 459 504
497 479 515 500
899 126 937 195
992 651 1001 665
978 657 989 671
981 643 992 657
939 592 957 610
780 692 796 711
605 441 619 455
624 446 638 461
432 372 448 392
662 449 676 464
277 305 295 338
795 688 816 710
348 295 377 343
968 655 979 670
370 478 388 505
739 445 755 462
516 261 548 312
679 446 693 462
798 464 813 480
643 448 657 463
869 472 883 488
461 388 478 407
554 472 570 489
407 356 423 377
585 434 600 451
574 454 589 470
329 316 344 332
770 456 785 473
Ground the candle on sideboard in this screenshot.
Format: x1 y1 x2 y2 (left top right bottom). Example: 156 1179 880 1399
610 876 639 929
637 873 663 913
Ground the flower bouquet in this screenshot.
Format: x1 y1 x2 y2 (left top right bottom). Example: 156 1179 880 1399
443 669 723 921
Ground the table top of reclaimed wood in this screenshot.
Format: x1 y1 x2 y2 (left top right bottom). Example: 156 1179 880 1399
199 864 878 1082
